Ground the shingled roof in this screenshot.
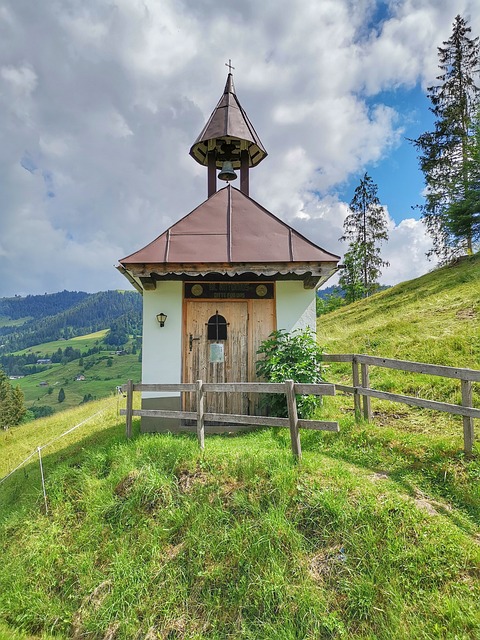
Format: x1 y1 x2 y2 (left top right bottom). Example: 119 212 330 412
189 74 267 169
119 185 339 266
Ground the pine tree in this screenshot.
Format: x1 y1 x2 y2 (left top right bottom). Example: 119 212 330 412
412 15 480 260
0 368 26 429
444 108 480 246
339 173 389 299
339 243 366 303
58 387 66 403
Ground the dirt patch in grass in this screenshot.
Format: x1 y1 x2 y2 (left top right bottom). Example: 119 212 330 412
114 470 139 498
176 468 209 494
72 580 112 639
308 545 346 581
163 542 185 561
370 471 389 481
372 410 409 425
103 622 120 640
413 489 453 516
456 308 477 320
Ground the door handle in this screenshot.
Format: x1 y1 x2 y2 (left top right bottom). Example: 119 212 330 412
189 334 200 352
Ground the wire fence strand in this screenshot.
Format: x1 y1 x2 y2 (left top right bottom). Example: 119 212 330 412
0 406 110 487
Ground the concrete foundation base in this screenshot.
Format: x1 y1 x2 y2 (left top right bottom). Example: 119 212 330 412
141 396 182 433
140 396 262 435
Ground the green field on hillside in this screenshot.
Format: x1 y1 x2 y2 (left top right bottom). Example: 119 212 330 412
0 394 478 640
318 254 480 416
1 258 479 639
7 330 141 417
14 329 109 356
0 316 32 329
318 254 480 367
15 353 140 408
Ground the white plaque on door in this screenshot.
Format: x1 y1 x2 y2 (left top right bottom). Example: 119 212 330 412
210 343 224 363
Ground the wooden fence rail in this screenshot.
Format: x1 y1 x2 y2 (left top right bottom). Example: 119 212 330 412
322 354 479 453
120 380 338 459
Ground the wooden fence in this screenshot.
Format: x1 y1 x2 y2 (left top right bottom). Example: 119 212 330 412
322 354 479 453
120 380 338 459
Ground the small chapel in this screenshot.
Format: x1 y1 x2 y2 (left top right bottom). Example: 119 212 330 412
117 69 340 432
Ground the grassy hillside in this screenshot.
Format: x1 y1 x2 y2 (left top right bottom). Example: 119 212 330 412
318 254 480 417
1 260 479 639
9 331 141 418
14 329 109 356
0 395 479 640
318 254 480 367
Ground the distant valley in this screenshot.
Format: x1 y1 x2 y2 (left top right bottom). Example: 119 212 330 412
0 290 142 419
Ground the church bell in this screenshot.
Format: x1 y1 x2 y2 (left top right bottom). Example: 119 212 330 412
218 160 238 182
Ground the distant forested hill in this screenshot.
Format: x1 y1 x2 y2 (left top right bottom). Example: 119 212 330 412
0 290 142 351
0 290 89 320
317 284 391 300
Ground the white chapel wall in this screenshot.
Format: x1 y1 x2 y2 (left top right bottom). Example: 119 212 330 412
275 281 316 334
142 281 183 397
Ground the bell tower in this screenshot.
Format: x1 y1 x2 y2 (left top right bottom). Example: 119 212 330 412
189 62 267 198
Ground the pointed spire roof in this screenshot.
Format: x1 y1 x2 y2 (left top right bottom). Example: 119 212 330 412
119 185 339 268
189 74 267 169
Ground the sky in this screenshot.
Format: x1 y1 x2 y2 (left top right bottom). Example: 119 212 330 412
1 0 479 298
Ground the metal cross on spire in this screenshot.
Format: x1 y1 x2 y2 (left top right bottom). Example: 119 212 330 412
225 59 235 74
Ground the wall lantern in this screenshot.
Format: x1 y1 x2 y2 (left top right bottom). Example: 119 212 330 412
156 312 167 327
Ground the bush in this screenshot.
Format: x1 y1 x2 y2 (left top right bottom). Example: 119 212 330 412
28 406 55 419
255 329 324 418
0 369 26 428
316 290 345 316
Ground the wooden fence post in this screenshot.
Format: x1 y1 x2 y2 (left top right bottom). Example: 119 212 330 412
461 379 474 454
37 447 48 515
285 380 301 460
196 379 205 450
361 362 372 421
352 356 361 422
125 379 133 439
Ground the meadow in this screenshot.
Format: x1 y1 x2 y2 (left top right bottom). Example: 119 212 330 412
0 255 479 639
9 331 141 416
0 382 479 639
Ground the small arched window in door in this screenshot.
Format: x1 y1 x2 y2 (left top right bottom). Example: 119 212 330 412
207 312 228 340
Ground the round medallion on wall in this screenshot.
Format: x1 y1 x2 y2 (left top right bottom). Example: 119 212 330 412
191 284 204 297
256 284 268 297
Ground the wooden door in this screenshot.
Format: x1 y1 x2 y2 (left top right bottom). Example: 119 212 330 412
184 301 248 416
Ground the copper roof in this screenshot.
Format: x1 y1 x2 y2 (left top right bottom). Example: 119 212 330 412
119 185 340 267
189 74 267 169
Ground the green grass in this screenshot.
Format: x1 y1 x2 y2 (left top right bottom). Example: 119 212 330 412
9 331 141 417
318 253 480 413
0 396 123 480
1 258 480 639
0 396 479 639
0 316 32 329
14 330 109 356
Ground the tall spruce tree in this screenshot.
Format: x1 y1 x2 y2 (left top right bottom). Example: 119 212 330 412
0 368 26 429
338 243 365 303
339 173 389 301
444 108 480 246
412 15 480 260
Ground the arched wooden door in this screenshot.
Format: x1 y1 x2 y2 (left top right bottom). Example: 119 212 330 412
183 300 248 416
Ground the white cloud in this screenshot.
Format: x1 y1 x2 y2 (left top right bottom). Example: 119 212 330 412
382 217 433 285
0 0 478 296
288 196 432 286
